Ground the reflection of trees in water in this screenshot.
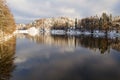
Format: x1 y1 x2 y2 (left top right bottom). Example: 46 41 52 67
50 35 119 54
51 35 120 54
18 34 120 54
76 36 112 54
0 37 16 80
112 40 120 52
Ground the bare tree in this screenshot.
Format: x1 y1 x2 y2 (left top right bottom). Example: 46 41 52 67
0 0 16 34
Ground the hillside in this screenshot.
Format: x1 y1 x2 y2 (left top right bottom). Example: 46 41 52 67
16 13 120 34
17 17 75 31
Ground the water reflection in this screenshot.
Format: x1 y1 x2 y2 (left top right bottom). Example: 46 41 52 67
11 33 120 80
0 37 16 80
17 34 120 54
0 33 119 80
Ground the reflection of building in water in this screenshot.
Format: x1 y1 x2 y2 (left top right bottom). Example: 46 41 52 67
0 37 16 80
17 34 120 54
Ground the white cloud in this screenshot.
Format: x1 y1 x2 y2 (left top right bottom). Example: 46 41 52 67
14 58 27 64
6 0 120 23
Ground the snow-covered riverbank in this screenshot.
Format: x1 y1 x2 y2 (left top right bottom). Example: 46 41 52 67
0 32 16 44
15 29 120 38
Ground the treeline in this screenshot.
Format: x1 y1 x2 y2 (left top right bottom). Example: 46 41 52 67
51 13 120 33
79 13 119 33
80 13 112 32
0 0 15 34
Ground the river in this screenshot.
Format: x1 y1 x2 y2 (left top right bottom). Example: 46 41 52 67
0 34 120 80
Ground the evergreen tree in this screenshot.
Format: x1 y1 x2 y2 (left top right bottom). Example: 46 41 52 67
75 18 77 29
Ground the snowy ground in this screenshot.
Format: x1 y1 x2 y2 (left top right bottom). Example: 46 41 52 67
1 28 119 44
51 30 66 35
0 32 16 44
15 28 120 37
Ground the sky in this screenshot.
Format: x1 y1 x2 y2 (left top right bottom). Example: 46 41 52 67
6 0 120 23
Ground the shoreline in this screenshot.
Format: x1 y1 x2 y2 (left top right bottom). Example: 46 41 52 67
15 29 120 36
0 32 16 44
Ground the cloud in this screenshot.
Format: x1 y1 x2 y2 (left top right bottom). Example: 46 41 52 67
6 0 120 23
113 2 120 15
13 45 120 80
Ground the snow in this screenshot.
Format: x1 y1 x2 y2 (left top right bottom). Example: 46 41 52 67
15 28 120 38
1 28 120 44
28 27 39 36
15 27 40 36
15 30 28 33
67 30 77 35
94 30 99 33
76 31 82 34
0 32 16 44
83 31 91 35
94 32 105 37
51 30 66 35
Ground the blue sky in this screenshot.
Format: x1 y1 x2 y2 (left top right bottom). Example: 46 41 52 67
6 0 120 23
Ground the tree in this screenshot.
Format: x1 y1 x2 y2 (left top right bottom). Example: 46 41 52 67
75 18 77 29
0 0 16 34
101 13 111 34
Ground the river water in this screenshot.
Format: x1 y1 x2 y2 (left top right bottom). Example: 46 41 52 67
1 34 120 80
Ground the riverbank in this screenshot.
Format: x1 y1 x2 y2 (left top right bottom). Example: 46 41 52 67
0 31 16 44
15 29 120 37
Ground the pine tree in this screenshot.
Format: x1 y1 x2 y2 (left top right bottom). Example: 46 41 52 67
75 18 77 29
